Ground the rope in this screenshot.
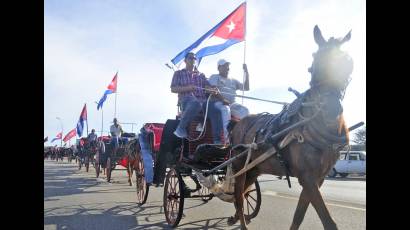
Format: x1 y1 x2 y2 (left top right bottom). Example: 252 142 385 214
186 94 213 142
194 86 288 105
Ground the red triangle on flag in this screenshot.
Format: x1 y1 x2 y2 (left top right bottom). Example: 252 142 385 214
107 73 118 92
213 2 246 40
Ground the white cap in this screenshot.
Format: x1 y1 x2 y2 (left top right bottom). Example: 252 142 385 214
217 59 230 66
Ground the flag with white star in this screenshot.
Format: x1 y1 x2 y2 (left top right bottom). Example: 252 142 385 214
171 2 246 67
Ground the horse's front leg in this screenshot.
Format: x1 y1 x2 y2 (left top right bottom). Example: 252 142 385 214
229 174 248 230
303 179 338 230
290 188 310 230
127 160 133 186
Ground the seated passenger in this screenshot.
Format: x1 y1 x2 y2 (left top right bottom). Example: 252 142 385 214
208 59 250 142
170 52 223 144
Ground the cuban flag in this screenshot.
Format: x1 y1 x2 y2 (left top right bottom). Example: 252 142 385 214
51 132 62 143
76 104 88 137
97 72 118 110
63 128 77 142
171 2 246 67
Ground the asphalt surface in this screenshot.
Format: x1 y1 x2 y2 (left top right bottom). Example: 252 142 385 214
44 159 366 229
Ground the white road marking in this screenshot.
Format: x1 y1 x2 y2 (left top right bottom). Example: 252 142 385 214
262 191 366 211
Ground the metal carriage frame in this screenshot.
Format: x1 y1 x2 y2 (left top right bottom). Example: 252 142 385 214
134 117 262 227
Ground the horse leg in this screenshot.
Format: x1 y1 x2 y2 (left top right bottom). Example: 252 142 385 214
290 188 310 230
303 180 338 230
228 174 248 229
127 161 133 186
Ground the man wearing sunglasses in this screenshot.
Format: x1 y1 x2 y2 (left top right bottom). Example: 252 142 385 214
170 52 224 144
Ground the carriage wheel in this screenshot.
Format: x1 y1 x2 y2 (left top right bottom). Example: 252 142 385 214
243 179 262 220
198 185 213 202
106 157 112 182
163 168 184 227
135 154 149 205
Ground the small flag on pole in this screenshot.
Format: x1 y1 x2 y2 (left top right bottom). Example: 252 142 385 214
51 132 62 143
76 104 88 137
63 128 77 142
97 72 118 110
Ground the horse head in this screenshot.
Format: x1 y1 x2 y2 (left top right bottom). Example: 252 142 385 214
302 25 353 148
309 25 353 93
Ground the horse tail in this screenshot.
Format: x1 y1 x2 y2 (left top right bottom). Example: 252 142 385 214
337 113 349 143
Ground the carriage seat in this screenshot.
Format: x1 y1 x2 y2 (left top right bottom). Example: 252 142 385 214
122 132 136 138
191 143 229 164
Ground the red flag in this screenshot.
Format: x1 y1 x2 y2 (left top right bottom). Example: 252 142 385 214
63 128 77 142
107 72 117 93
80 104 87 120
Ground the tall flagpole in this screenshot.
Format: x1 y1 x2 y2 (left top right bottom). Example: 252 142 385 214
95 101 104 137
86 103 89 136
114 71 118 118
242 1 247 105
102 105 104 136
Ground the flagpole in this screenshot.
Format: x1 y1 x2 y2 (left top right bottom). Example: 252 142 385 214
86 103 89 136
114 71 118 118
95 101 104 137
242 1 247 105
102 106 104 136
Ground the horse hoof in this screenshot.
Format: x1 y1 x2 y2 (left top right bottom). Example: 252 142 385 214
227 216 238 226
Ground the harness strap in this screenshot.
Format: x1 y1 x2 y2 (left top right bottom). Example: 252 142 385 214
230 146 277 178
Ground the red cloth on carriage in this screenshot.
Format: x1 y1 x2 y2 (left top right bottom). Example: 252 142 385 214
119 156 128 168
145 123 165 152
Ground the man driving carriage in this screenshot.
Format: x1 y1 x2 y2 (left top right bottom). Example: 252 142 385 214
110 118 124 154
87 129 98 147
171 52 224 144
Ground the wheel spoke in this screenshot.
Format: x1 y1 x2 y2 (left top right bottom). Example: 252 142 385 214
246 193 257 203
246 197 255 211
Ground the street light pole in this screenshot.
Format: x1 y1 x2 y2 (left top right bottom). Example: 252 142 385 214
56 117 63 147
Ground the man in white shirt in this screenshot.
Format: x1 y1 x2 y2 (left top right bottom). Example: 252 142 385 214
110 118 123 153
208 59 250 142
87 129 98 147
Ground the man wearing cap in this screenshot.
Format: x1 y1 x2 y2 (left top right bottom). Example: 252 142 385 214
208 59 250 142
110 118 123 154
170 52 224 144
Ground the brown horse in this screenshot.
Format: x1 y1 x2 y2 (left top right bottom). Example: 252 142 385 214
228 25 354 230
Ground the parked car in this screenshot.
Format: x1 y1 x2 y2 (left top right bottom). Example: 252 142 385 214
328 151 366 178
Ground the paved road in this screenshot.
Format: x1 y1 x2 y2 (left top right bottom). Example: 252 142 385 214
44 160 365 229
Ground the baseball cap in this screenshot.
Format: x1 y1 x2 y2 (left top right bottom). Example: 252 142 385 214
217 59 230 66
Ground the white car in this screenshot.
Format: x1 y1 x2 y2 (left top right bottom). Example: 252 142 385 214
328 151 366 178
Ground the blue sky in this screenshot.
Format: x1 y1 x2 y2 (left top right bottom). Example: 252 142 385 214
44 0 366 145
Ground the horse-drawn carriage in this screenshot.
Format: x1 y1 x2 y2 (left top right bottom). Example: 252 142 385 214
77 137 100 172
103 132 139 183
133 114 262 227
133 25 363 229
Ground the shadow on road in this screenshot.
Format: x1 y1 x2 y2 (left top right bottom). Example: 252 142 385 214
45 200 240 230
325 177 366 181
